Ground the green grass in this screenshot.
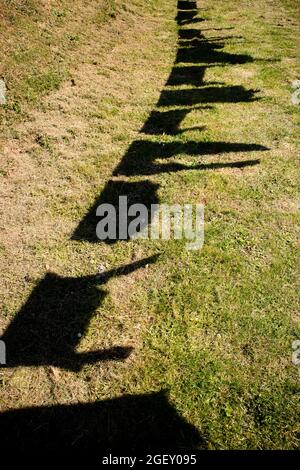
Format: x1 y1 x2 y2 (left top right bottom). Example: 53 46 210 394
0 0 299 450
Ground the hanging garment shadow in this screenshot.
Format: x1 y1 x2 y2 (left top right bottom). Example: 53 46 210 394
157 86 259 107
0 256 157 371
72 180 159 243
0 391 203 450
112 140 266 177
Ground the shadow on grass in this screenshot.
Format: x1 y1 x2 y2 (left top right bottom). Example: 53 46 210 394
157 86 259 106
73 140 266 242
0 391 203 450
1 256 157 371
73 180 159 243
112 140 266 177
71 1 268 244
1 0 271 450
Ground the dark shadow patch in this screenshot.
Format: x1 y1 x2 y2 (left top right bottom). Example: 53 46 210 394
0 391 203 450
179 31 243 42
166 65 207 86
157 86 259 107
0 256 157 371
176 9 199 26
176 46 253 64
141 109 206 135
179 38 225 49
72 180 159 243
147 158 261 174
113 140 268 176
177 1 198 10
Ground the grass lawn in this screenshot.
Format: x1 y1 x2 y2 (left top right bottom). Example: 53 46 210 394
0 0 299 449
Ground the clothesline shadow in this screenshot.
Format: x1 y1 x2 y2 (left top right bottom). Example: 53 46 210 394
71 1 269 245
0 0 272 451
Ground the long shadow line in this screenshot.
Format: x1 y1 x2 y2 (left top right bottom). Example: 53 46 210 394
2 1 266 371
